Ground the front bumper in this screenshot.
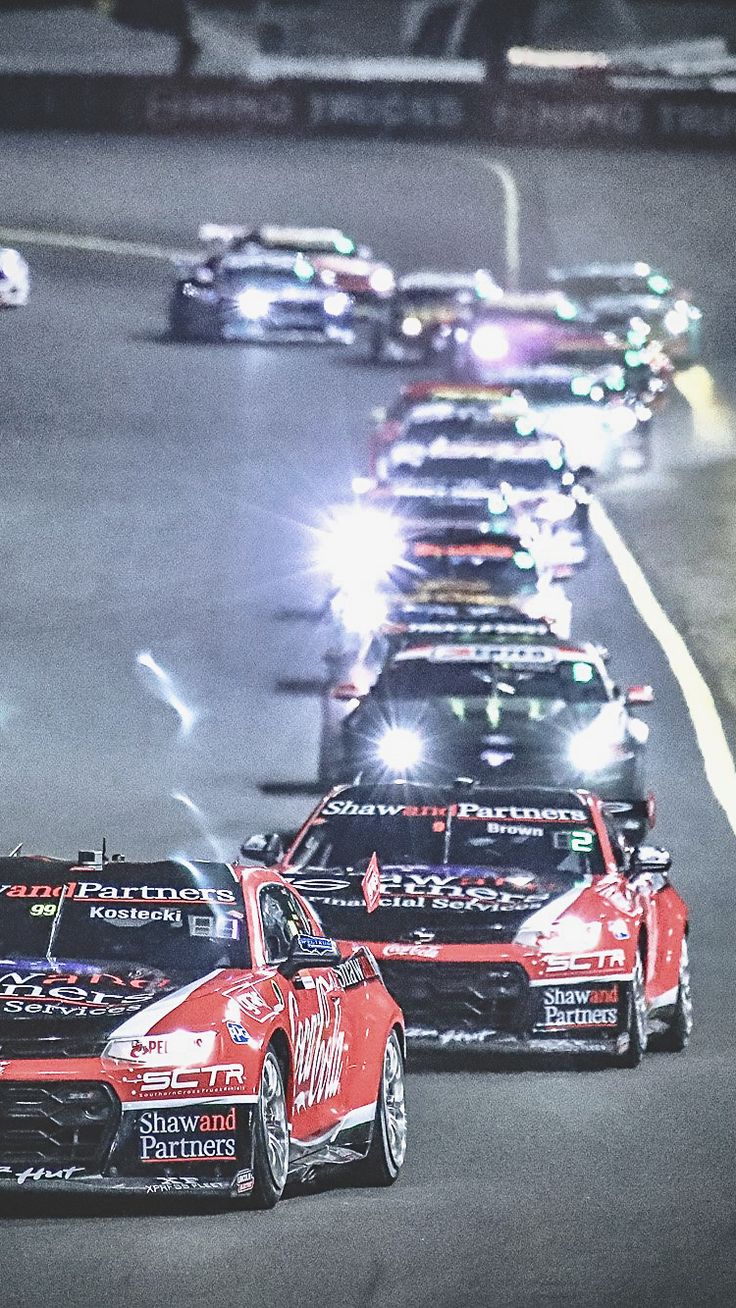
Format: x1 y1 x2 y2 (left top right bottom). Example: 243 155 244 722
0 1078 256 1197
377 960 633 1055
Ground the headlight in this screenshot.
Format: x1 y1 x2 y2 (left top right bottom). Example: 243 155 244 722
568 726 627 773
316 506 404 591
535 494 577 524
542 917 602 952
369 267 395 296
470 323 509 363
324 291 351 318
401 315 423 338
103 1030 216 1067
663 307 689 336
237 288 272 319
377 727 423 771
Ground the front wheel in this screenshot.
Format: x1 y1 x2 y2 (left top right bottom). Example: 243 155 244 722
616 950 648 1068
357 1030 407 1186
650 937 693 1052
248 1048 290 1208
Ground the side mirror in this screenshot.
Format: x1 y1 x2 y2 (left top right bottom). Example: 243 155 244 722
626 684 654 705
239 833 284 865
331 682 363 702
279 934 343 979
630 845 672 877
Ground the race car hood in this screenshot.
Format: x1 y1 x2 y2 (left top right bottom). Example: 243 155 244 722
0 957 218 1049
286 864 588 946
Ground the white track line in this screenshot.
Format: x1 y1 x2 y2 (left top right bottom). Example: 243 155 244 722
591 498 736 837
0 226 186 261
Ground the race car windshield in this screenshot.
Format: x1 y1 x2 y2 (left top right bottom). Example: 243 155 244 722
560 274 655 298
0 862 250 974
376 658 608 702
286 809 604 942
392 552 539 597
391 456 563 492
399 287 474 306
220 266 314 286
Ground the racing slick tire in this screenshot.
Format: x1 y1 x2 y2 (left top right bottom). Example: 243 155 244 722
616 948 648 1068
650 937 693 1053
356 1029 407 1187
248 1047 290 1208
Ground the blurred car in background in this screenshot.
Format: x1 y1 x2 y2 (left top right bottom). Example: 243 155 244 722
548 262 702 365
198 222 395 317
0 247 30 307
366 269 502 362
169 247 353 343
482 364 653 475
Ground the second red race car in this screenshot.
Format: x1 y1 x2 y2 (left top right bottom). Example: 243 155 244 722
255 781 692 1066
0 852 406 1204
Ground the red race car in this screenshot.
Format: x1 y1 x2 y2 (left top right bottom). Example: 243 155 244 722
265 781 692 1066
0 853 406 1203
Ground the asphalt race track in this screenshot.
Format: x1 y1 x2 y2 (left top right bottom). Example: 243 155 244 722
1 133 736 1308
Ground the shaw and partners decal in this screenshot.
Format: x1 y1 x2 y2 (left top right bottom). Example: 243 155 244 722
319 799 588 823
137 1106 238 1163
288 975 347 1115
539 984 619 1030
0 880 237 903
0 966 170 1016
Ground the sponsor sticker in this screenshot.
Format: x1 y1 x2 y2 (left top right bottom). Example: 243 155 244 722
232 1168 255 1197
540 984 619 1029
226 1021 253 1046
137 1106 238 1164
362 853 382 913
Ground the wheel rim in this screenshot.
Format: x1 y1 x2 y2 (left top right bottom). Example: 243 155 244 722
260 1053 289 1190
679 939 694 1035
632 955 647 1049
382 1034 407 1170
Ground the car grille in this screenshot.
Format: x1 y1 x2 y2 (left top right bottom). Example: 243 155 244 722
379 961 531 1035
0 1081 119 1169
267 301 325 330
0 1029 108 1060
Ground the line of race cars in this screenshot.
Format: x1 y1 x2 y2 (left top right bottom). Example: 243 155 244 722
0 225 694 1207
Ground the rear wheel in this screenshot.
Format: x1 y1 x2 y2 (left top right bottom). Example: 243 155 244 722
617 950 648 1068
249 1048 290 1208
358 1030 407 1186
651 937 693 1052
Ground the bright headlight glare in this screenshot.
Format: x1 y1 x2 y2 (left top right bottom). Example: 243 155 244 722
470 323 509 362
324 291 351 317
401 315 423 338
103 1030 216 1067
663 307 689 336
237 287 272 319
369 267 395 295
377 727 423 771
568 726 624 773
317 506 404 590
334 587 388 637
536 494 576 523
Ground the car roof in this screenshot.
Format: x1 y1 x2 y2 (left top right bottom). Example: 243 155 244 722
221 248 311 272
549 263 655 281
255 225 355 251
398 270 496 292
400 382 520 402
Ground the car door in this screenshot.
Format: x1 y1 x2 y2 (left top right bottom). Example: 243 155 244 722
257 883 354 1145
